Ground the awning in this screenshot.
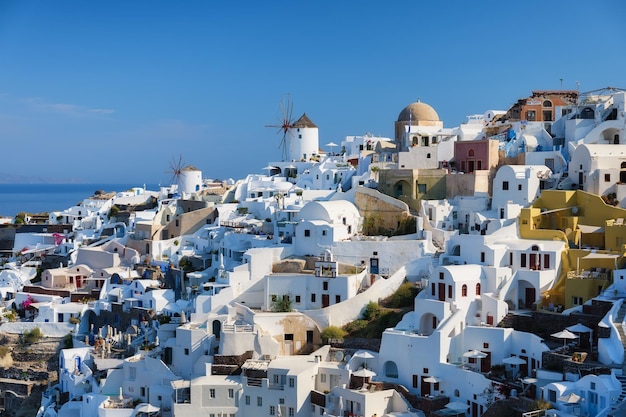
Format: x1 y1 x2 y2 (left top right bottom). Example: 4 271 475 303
578 224 604 233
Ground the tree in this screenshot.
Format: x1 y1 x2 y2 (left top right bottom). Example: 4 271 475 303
362 301 381 320
321 326 346 344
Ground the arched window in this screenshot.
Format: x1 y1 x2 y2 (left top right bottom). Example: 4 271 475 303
451 245 461 256
468 149 475 157
454 389 460 397
581 107 594 119
543 100 552 107
476 283 481 296
384 361 399 378
462 284 467 297
212 320 221 339
531 245 539 251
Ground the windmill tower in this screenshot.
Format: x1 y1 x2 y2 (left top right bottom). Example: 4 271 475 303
289 113 318 162
166 155 202 196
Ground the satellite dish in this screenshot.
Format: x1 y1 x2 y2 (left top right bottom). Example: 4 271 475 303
344 354 351 363
571 207 579 214
333 351 344 362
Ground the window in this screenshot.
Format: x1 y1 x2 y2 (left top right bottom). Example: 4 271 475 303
518 184 522 191
320 373 327 383
228 389 234 398
417 183 427 194
440 272 444 280
448 285 452 298
502 181 509 190
289 407 295 416
184 348 189 355
210 389 216 398
427 153 431 158
270 406 276 415
480 252 485 262
295 295 301 303
311 293 316 302
526 110 536 121
385 361 399 378
605 173 611 182
335 295 341 303
476 283 481 295
322 230 327 236
289 377 295 387
304 229 311 237
521 253 527 268
258 397 263 406
323 281 329 291
462 284 467 297
245 395 250 405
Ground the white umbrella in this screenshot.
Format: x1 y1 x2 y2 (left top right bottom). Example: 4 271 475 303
276 403 282 417
423 376 439 383
135 403 160 415
353 368 376 378
566 323 592 333
551 329 579 346
463 350 487 359
338 396 343 416
502 356 526 365
262 165 278 174
445 401 469 411
353 350 375 368
558 392 581 404
325 141 338 147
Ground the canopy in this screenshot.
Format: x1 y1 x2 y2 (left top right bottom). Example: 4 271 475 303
463 350 487 359
423 376 439 383
577 224 604 233
445 401 469 411
502 356 526 365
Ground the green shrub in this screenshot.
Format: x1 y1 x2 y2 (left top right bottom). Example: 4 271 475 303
271 295 293 312
362 301 381 320
387 282 419 308
63 333 73 349
321 326 346 344
343 319 368 335
23 327 43 345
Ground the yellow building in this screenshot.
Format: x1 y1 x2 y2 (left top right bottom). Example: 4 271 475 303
519 190 626 309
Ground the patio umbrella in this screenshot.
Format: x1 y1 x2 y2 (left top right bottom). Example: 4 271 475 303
551 329 579 346
502 356 526 365
353 368 376 378
463 350 487 359
445 401 469 411
566 323 592 333
558 392 581 404
353 350 375 368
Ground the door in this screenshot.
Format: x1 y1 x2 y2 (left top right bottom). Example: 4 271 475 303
481 352 491 373
322 294 330 308
438 283 446 301
525 287 536 308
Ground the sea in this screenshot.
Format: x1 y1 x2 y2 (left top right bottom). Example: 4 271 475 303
0 183 160 218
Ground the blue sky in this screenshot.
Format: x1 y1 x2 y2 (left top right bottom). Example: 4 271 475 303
0 1 624 184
